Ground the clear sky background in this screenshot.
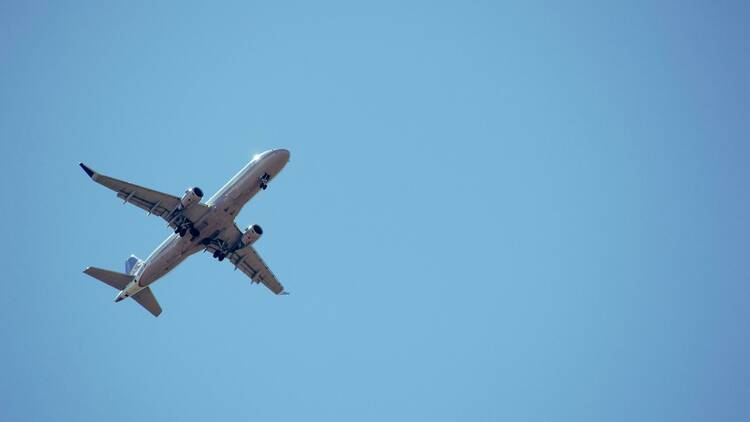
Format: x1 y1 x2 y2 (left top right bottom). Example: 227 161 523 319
1 1 749 421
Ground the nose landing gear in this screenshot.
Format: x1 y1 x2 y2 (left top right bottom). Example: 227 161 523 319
259 172 271 190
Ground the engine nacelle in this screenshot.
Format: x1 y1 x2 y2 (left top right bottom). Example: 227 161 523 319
180 187 204 209
241 224 263 245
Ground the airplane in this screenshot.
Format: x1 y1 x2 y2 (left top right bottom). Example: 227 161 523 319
79 148 291 317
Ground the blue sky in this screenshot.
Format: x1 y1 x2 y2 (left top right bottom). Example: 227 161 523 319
2 1 749 420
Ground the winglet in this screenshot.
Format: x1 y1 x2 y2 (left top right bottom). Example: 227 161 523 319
280 291 290 296
79 163 95 178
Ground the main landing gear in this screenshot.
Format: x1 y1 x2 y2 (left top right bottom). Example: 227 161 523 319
175 224 200 240
259 172 271 190
204 237 231 262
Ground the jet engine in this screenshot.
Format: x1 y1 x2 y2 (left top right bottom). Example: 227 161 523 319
180 187 204 209
241 224 263 245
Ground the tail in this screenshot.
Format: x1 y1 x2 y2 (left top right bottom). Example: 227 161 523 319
84 266 133 290
130 287 162 317
83 259 162 317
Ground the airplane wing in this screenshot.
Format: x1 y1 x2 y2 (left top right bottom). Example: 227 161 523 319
232 245 286 294
79 163 210 229
205 224 286 295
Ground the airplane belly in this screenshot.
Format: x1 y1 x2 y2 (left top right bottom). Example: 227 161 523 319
138 236 202 287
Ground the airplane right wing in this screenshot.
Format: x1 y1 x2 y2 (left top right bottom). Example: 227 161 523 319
79 163 210 230
230 245 286 295
205 225 286 295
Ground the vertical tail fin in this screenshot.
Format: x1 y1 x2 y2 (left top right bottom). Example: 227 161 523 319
125 255 143 275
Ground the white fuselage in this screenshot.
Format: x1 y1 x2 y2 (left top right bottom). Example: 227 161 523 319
116 149 290 301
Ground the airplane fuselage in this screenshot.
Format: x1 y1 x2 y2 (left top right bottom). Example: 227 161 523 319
116 149 290 302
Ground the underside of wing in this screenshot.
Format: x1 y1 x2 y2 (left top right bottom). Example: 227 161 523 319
204 225 286 295
231 246 286 294
79 163 210 229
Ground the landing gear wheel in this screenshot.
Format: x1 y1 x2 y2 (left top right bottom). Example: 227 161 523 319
218 254 225 262
178 228 187 237
259 173 270 190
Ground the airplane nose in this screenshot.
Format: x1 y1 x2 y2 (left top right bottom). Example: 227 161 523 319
274 148 290 161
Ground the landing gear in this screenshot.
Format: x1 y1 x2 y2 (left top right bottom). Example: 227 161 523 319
211 248 228 261
259 172 270 190
205 237 233 261
174 223 199 239
189 227 201 241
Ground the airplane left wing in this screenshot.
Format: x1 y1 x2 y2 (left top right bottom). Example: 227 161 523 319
79 163 210 229
205 224 287 295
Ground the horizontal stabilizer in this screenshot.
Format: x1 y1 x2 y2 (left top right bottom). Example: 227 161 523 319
132 287 162 317
83 267 133 290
